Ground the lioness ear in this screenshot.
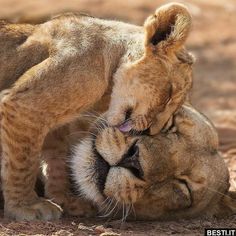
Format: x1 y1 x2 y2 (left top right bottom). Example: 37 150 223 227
144 3 192 55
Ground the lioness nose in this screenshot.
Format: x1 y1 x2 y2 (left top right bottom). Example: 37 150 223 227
117 141 144 179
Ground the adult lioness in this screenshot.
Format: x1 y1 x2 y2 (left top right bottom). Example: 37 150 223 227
71 105 236 220
0 3 193 220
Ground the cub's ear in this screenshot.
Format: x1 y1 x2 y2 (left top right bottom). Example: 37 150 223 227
144 3 192 55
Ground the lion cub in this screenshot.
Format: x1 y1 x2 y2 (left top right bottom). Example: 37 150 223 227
0 3 193 220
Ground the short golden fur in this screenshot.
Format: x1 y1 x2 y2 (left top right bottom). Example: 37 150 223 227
71 105 236 220
0 3 193 220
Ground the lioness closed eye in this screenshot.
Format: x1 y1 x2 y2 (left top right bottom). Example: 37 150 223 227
71 105 236 220
0 3 193 220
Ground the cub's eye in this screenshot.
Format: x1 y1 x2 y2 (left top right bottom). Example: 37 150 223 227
161 116 177 133
127 127 150 137
125 108 133 121
127 140 139 157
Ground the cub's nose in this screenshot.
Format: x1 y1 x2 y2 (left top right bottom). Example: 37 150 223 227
117 141 144 179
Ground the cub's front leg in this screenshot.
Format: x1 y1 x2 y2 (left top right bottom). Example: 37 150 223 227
1 95 62 220
1 58 106 220
42 124 95 217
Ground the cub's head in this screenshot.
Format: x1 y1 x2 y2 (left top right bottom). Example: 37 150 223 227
108 3 194 134
71 105 236 220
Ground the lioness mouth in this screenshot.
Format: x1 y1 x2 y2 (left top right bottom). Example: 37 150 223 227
93 140 110 193
92 137 144 195
117 140 144 180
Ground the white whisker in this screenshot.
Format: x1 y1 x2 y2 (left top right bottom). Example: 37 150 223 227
102 200 118 218
100 198 114 216
113 202 122 219
66 130 97 138
131 203 136 219
122 201 125 222
206 186 236 202
99 197 110 213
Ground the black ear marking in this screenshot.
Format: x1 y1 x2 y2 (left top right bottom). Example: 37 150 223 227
150 24 172 45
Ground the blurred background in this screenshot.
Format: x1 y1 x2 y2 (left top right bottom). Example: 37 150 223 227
1 0 236 180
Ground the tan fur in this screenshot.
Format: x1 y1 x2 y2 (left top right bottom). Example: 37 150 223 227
72 105 236 220
107 3 193 134
0 3 193 220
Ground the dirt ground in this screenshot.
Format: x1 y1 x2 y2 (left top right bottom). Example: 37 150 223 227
0 0 236 235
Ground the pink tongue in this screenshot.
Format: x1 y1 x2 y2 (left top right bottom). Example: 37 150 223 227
118 121 133 133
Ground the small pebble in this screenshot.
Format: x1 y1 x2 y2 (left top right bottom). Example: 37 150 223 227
95 225 106 233
100 232 121 236
78 223 93 232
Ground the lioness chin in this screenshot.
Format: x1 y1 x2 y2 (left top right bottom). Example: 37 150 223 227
71 105 236 220
0 3 194 220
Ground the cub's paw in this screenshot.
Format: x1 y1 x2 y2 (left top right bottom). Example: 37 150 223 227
5 198 63 221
